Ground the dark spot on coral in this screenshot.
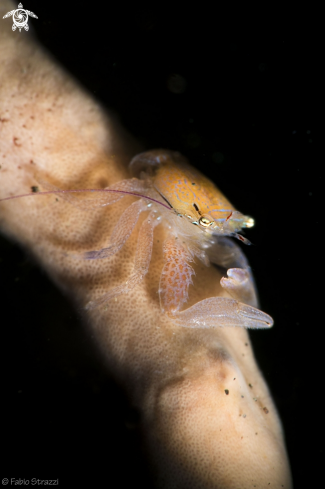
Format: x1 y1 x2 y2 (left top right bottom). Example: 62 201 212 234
249 383 253 388
31 186 39 193
224 389 229 395
13 137 21 147
263 407 269 414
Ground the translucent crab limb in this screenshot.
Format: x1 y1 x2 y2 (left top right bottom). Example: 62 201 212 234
207 236 251 270
187 242 210 267
79 199 147 260
85 210 160 310
206 237 259 307
159 239 261 319
220 268 258 308
158 236 269 328
172 297 273 329
37 177 148 210
159 239 196 313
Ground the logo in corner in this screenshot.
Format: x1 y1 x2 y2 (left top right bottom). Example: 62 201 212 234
3 3 38 32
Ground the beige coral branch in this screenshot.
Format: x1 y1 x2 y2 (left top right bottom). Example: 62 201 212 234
0 1 292 487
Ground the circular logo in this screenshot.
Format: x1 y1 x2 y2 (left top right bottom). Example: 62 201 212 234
13 9 28 30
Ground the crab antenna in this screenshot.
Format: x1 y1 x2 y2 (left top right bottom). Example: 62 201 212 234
0 188 172 210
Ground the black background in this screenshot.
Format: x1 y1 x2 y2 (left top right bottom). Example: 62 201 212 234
1 2 321 487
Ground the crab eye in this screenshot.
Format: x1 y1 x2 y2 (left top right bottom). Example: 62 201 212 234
199 216 213 227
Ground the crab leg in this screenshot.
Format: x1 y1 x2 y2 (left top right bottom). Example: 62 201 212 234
159 238 265 326
159 238 195 314
81 199 147 260
86 210 160 309
173 296 273 329
220 268 258 308
207 237 258 307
